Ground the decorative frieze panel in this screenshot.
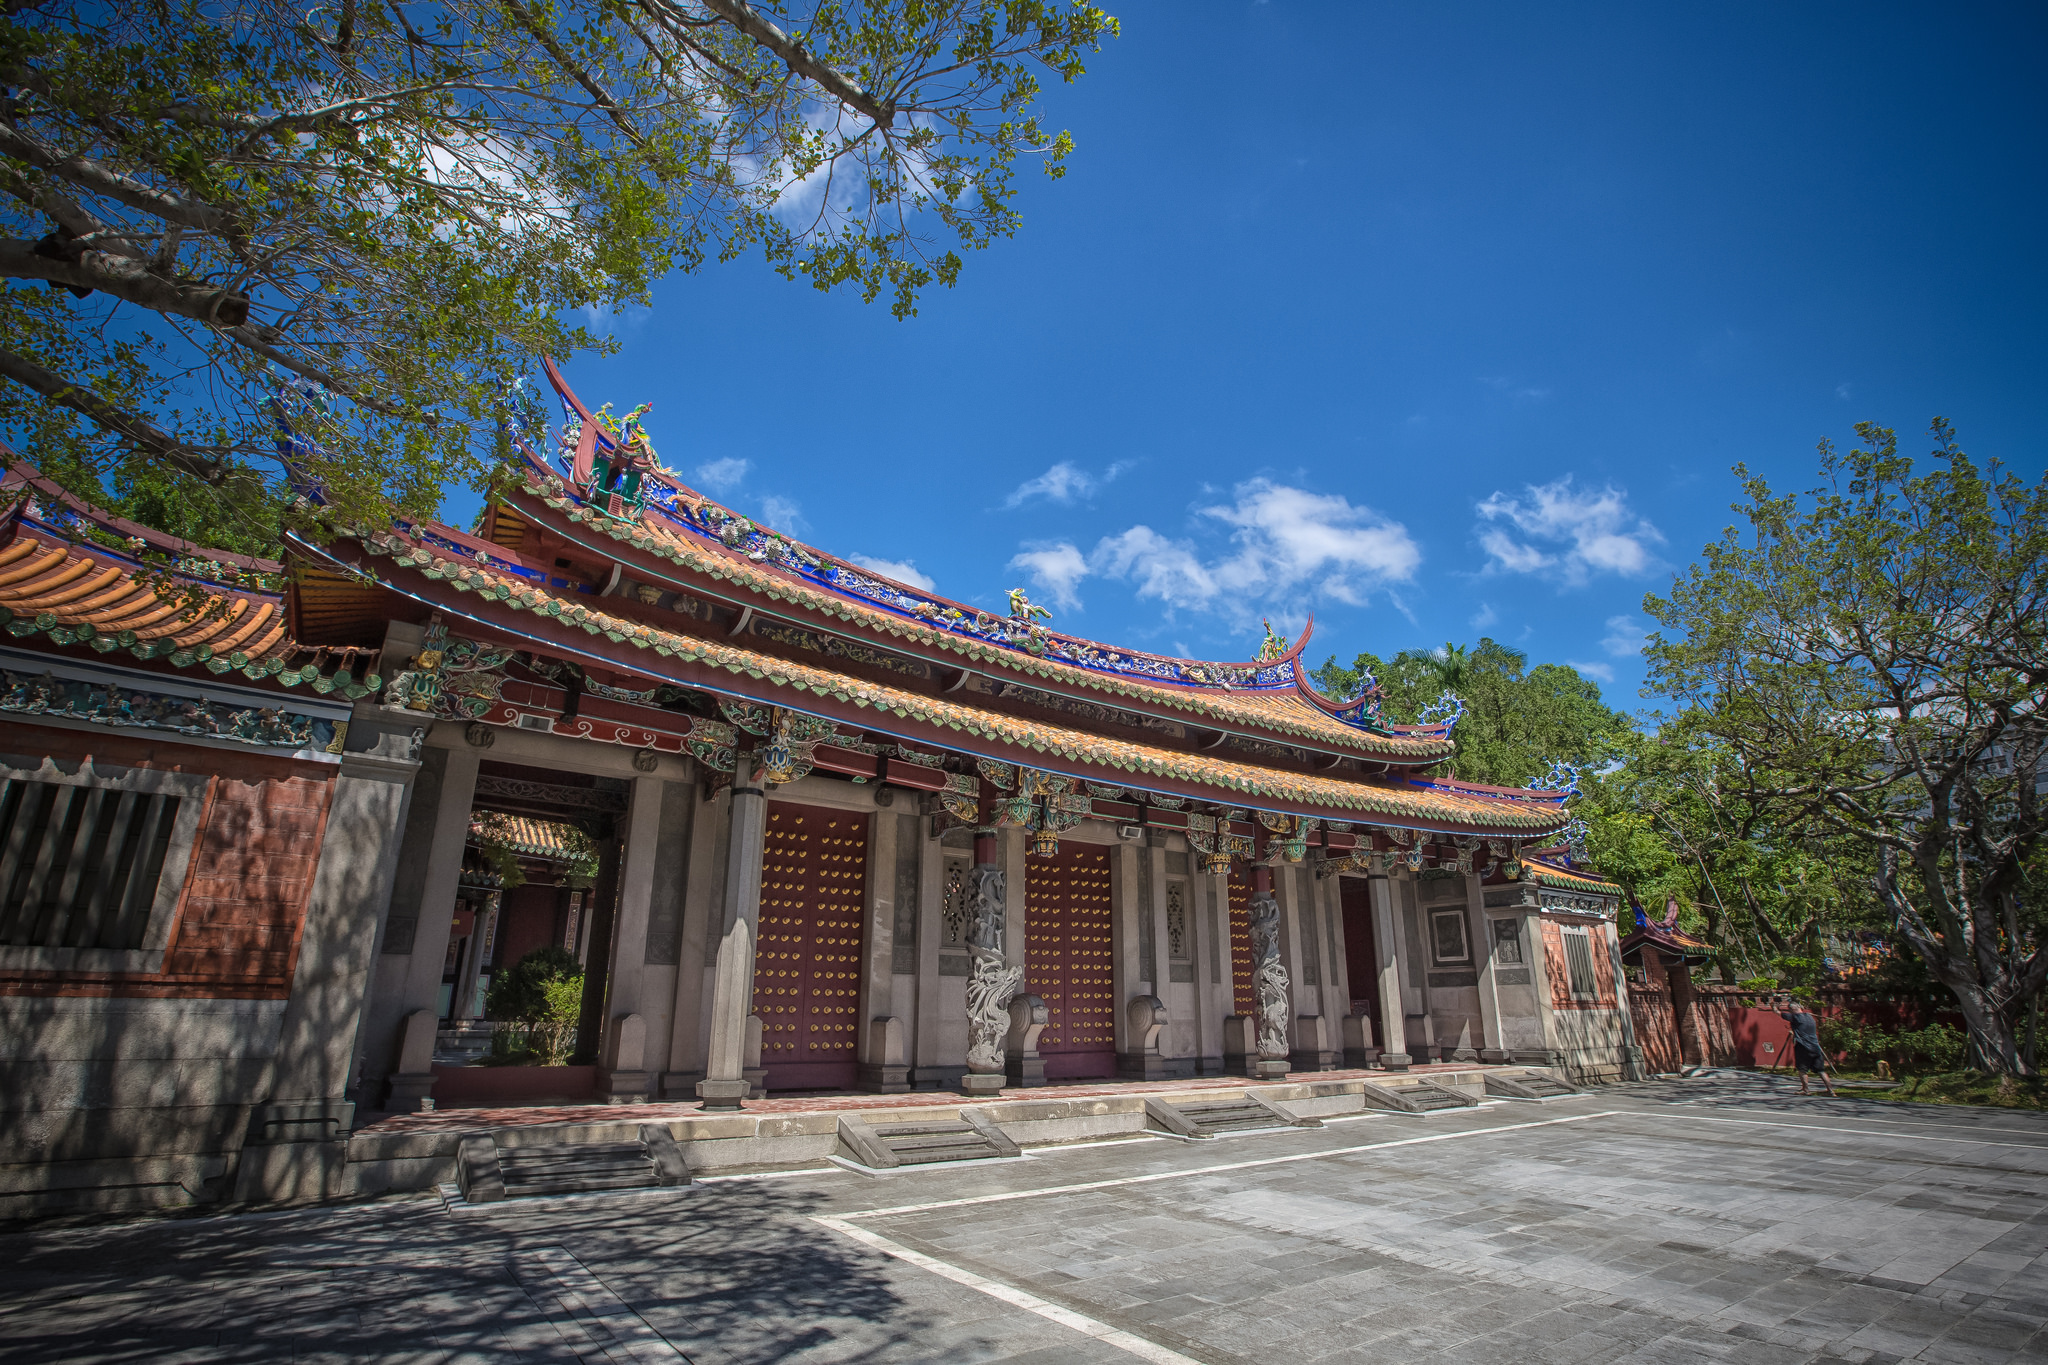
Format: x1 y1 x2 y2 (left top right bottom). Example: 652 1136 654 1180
3 664 345 755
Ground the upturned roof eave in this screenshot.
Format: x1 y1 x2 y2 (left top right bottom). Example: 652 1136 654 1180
316 527 1570 840
488 469 1450 768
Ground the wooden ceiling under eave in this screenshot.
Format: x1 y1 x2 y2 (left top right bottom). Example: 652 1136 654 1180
287 559 410 648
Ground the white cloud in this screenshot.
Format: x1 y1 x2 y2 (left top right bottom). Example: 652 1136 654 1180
693 457 751 493
846 554 937 592
1004 461 1097 509
1470 602 1499 631
759 494 806 532
1601 614 1649 657
1007 541 1090 610
1016 479 1420 623
1093 526 1219 611
1569 659 1616 683
1473 477 1665 586
1200 479 1421 606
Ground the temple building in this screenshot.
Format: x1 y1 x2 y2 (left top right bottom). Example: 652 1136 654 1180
0 366 1635 1215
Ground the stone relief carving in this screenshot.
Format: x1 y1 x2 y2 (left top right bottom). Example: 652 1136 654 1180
963 862 1023 1075
1247 889 1291 1060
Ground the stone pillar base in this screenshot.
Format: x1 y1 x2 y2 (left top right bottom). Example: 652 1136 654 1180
1289 1048 1339 1073
1118 1051 1167 1082
385 1072 436 1113
1253 1058 1291 1079
1479 1048 1509 1064
601 1070 653 1104
744 1066 767 1098
1343 1047 1382 1070
858 1063 911 1093
697 1077 752 1109
959 1072 1006 1096
1379 1051 1413 1072
1005 1054 1046 1088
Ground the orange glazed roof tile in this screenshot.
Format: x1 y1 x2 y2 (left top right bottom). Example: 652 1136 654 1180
1522 856 1622 896
504 467 1457 764
0 528 381 699
346 527 1570 836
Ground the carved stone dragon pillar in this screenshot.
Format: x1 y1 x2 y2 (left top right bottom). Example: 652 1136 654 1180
1247 866 1292 1079
961 832 1023 1095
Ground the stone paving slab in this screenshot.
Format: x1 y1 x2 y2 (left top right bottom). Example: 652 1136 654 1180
6 1080 2048 1363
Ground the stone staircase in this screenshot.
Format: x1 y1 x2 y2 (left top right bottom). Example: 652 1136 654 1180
1144 1092 1321 1139
835 1112 1022 1170
1484 1070 1582 1101
432 1021 497 1066
1359 1079 1480 1114
454 1124 689 1203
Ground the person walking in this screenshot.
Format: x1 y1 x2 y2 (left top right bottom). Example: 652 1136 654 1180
1776 994 1837 1097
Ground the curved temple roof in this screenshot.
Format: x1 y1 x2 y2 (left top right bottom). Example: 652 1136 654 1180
312 523 1571 837
517 360 1435 758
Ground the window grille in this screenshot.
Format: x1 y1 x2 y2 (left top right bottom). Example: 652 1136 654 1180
0 777 182 950
1564 926 1598 998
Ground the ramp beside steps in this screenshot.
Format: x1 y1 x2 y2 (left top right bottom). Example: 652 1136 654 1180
1359 1080 1480 1114
1144 1092 1321 1139
836 1112 1022 1170
455 1124 689 1204
1484 1071 1581 1101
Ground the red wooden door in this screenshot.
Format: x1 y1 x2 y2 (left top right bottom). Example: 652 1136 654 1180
1024 844 1115 1080
1229 873 1254 1016
1340 876 1380 1021
755 801 868 1090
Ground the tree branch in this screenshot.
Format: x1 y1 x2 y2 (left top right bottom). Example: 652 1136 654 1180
0 123 230 235
694 0 895 127
0 237 251 326
0 346 233 486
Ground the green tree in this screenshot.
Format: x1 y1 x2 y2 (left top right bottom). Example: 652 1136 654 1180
1644 421 2048 1073
1 0 1117 547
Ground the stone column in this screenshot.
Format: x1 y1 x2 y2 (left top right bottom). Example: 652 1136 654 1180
1368 872 1411 1070
598 774 664 1103
961 829 1022 1096
376 739 480 1111
698 754 766 1108
911 820 946 1085
237 723 420 1199
1466 872 1508 1063
660 781 725 1098
1248 864 1291 1079
1523 907 1563 1066
856 807 909 1092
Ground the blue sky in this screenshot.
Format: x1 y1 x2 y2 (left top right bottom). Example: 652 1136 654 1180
461 1 2046 719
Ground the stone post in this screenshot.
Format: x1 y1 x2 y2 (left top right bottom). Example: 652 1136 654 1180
1466 871 1508 1063
1368 872 1411 1070
599 774 664 1103
961 830 1022 1095
380 741 480 1110
1248 864 1292 1079
698 754 765 1109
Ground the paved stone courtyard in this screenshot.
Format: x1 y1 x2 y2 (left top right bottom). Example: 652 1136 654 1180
5 1075 2048 1364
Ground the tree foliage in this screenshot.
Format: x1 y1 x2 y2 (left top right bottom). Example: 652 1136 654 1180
0 0 1116 546
1643 421 2048 1072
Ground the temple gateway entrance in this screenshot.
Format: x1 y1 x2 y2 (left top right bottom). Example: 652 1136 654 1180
1024 844 1115 1080
755 801 869 1090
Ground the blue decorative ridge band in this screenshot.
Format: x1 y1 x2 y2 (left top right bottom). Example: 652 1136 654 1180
503 436 1307 695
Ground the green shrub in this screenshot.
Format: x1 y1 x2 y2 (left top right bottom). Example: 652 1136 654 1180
1815 1017 1967 1074
484 947 584 1066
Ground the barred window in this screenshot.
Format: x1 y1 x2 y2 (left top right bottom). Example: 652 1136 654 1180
1563 926 1598 999
0 760 208 971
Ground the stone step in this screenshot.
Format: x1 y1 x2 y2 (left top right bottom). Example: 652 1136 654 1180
456 1126 690 1204
837 1114 1021 1169
1484 1070 1582 1101
1145 1093 1321 1139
